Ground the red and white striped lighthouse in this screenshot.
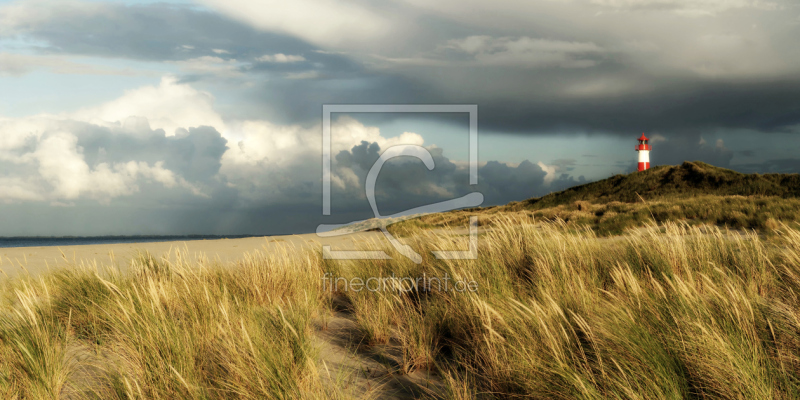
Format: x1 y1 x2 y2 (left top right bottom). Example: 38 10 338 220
635 133 651 171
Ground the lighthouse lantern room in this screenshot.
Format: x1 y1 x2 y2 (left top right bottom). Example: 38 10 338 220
635 133 651 172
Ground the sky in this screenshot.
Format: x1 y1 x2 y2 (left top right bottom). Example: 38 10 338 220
1 0 799 236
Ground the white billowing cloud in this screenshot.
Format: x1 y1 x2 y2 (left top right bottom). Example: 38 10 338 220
1 76 429 206
447 35 605 68
223 120 320 167
256 53 306 63
0 116 50 155
331 116 425 154
0 77 554 214
0 75 564 229
537 161 559 185
33 132 199 201
71 76 225 136
0 76 225 203
197 0 391 48
330 165 360 191
212 49 230 54
0 177 43 202
219 115 426 201
223 115 424 168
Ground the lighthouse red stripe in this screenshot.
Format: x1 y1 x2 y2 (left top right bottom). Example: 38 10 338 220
638 162 650 172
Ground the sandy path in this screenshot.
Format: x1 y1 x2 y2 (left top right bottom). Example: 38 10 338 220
315 295 445 399
1 231 448 399
0 231 386 280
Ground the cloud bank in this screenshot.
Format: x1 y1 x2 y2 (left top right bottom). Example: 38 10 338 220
0 77 566 235
1 0 798 235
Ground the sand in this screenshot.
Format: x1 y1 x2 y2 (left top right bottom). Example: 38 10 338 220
0 231 386 280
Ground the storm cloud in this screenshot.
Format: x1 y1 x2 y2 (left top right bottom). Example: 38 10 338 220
0 111 569 234
1 0 799 235
4 0 800 135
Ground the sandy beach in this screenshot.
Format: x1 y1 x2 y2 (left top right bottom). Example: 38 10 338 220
0 231 385 280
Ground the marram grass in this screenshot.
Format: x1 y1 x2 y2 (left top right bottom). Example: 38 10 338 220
2 217 800 399
328 218 800 399
1 247 337 400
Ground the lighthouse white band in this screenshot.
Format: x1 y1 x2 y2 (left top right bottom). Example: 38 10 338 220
638 150 650 164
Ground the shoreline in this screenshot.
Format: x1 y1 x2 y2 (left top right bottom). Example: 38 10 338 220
0 231 385 280
0 234 267 249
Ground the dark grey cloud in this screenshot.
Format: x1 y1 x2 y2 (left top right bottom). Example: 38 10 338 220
249 73 445 126
3 3 312 62
54 120 229 183
611 131 737 172
239 52 800 143
649 133 734 169
736 150 757 157
5 0 800 139
735 158 800 174
9 1 800 141
473 77 800 134
0 1 376 93
330 141 575 217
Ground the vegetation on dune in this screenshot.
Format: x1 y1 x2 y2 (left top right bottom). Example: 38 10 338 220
390 194 800 237
388 161 800 236
3 218 800 398
522 161 800 207
328 218 800 399
0 248 335 399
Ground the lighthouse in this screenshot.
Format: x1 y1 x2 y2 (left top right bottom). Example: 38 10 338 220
635 133 651 171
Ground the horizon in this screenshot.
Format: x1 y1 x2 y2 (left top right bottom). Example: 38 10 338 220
0 160 775 241
2 0 800 236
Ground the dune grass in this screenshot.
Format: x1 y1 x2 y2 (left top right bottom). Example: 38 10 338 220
518 161 800 207
388 194 800 237
384 161 800 237
0 247 336 399
2 217 800 399
327 217 800 399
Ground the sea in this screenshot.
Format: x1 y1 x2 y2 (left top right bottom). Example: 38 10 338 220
0 235 263 249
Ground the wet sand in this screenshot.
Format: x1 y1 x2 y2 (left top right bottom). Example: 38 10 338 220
0 231 386 280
